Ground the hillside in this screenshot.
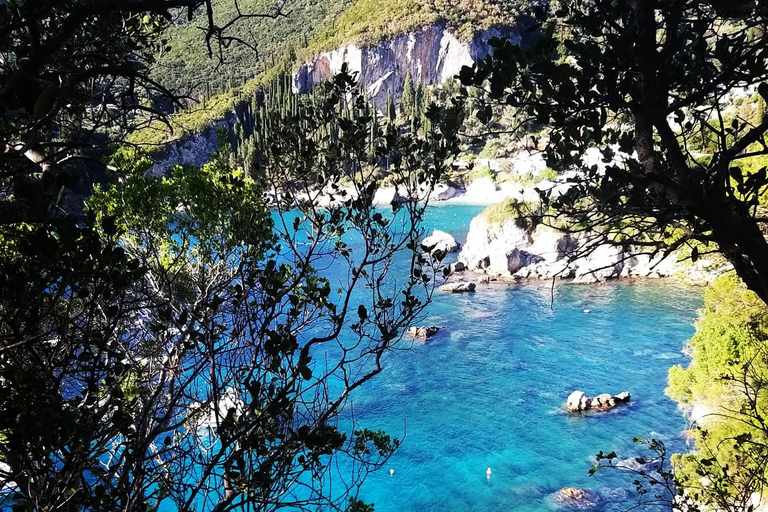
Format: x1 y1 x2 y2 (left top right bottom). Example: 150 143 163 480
152 0 525 100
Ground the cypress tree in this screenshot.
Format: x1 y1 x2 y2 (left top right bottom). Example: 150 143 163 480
401 71 415 116
415 80 424 115
386 90 395 124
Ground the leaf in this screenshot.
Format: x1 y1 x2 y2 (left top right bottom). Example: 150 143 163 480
691 246 699 262
357 304 368 321
759 82 768 100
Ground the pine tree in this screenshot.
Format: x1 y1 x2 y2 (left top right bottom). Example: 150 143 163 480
386 90 396 124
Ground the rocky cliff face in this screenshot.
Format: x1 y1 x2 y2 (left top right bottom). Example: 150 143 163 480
457 214 726 284
294 23 523 109
148 104 252 176
150 23 523 174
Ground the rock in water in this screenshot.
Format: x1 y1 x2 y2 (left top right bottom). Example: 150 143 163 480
422 230 460 254
439 282 476 293
407 326 441 338
566 390 631 412
448 261 466 273
551 488 601 509
566 391 589 412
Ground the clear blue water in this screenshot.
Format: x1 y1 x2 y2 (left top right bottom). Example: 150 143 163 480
340 204 702 512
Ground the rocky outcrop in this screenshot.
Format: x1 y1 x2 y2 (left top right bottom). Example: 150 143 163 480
430 182 462 201
458 215 576 278
439 281 476 293
422 230 460 254
148 104 254 176
407 326 441 338
457 211 725 283
566 390 631 413
294 24 526 109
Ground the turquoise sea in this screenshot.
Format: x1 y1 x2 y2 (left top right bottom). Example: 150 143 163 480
342 204 702 512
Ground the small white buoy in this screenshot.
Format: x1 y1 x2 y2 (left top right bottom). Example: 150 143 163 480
583 309 591 314
389 468 395 477
486 467 492 480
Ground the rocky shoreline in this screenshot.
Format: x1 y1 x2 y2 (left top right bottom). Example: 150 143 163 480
430 210 728 286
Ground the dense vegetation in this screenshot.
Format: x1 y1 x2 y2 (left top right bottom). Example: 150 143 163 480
461 0 768 303
596 276 768 511
0 0 466 507
7 0 768 510
665 277 768 505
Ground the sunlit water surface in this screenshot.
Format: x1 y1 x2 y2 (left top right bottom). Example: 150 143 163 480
341 204 702 512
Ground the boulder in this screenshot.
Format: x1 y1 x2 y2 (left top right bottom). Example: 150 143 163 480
407 326 441 338
422 230 460 254
430 182 461 201
591 393 616 408
449 261 466 273
372 187 407 206
566 391 589 412
573 244 625 282
551 487 601 509
614 391 631 402
439 282 476 293
476 275 491 284
566 390 631 412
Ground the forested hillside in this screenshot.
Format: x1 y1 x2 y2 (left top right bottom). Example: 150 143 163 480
153 0 524 100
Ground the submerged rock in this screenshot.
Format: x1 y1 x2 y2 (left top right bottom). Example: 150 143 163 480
407 326 441 338
551 487 602 509
439 282 476 293
566 390 631 412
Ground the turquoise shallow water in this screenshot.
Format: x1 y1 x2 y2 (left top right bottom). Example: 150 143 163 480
341 204 703 512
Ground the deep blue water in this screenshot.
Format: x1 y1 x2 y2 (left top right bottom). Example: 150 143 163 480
340 204 702 512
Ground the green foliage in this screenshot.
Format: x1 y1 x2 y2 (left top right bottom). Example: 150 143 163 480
537 167 559 182
594 276 768 511
401 71 416 116
667 275 768 404
347 498 376 512
352 429 401 457
153 0 349 97
460 1 768 303
465 162 496 183
480 198 539 229
0 69 465 511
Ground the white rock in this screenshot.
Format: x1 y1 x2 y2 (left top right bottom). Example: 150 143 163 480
372 187 407 206
422 230 460 254
566 391 588 412
439 281 476 293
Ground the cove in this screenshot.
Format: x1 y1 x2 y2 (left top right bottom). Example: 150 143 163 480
345 204 703 512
